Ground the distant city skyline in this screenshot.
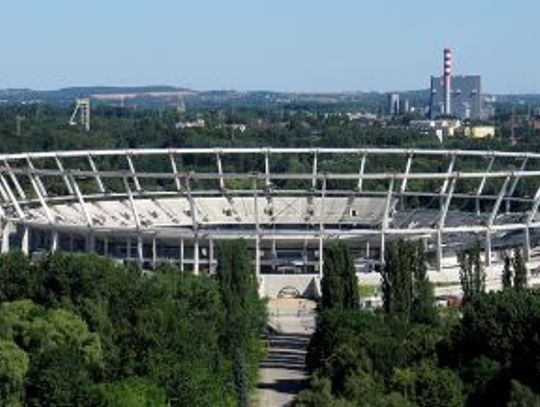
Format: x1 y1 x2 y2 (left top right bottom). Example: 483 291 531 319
1 0 539 94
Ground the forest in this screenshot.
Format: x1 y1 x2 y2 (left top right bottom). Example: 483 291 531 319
296 241 540 407
0 240 265 407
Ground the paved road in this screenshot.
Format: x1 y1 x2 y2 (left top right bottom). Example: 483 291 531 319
257 299 316 407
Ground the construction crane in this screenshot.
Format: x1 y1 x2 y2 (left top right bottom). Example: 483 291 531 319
69 98 91 131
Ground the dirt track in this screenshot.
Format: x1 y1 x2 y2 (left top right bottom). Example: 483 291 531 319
257 299 316 407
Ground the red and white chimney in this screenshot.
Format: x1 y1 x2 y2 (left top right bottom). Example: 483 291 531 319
443 48 452 115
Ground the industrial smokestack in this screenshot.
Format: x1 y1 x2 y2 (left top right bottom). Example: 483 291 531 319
443 48 452 116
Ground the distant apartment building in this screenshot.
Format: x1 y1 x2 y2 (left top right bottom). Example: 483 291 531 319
387 92 410 116
430 75 484 120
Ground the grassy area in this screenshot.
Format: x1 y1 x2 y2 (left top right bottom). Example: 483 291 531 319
358 284 379 298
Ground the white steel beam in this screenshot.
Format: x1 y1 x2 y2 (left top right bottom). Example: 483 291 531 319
0 175 24 219
216 153 225 190
122 176 141 230
440 154 456 195
25 156 47 198
54 156 74 195
68 174 93 227
357 153 367 191
506 157 529 213
87 154 105 193
126 154 141 192
438 177 456 228
28 172 54 224
488 176 511 227
169 152 182 191
400 153 414 193
3 160 26 200
476 155 495 214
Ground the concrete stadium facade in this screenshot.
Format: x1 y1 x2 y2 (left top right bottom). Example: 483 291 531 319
1 148 540 297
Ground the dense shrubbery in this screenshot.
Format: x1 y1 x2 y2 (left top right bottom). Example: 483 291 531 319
0 242 265 406
299 241 540 407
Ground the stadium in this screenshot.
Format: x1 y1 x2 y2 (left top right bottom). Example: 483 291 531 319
1 147 540 298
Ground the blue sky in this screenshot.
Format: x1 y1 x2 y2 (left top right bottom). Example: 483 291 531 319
1 0 538 93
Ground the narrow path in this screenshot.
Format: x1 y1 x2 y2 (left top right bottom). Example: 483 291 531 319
257 299 316 407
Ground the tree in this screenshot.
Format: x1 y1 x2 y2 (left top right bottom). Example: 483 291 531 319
102 377 167 407
217 239 265 406
0 300 104 407
381 240 412 317
512 248 528 291
0 339 29 407
502 254 513 290
411 241 437 325
321 242 359 310
507 380 539 407
458 242 485 303
412 362 464 407
0 251 35 302
381 240 435 323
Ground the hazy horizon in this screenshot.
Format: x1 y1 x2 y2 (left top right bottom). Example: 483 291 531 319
2 0 539 94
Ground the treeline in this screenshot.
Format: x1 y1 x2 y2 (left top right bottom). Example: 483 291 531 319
297 240 540 406
0 240 265 407
3 104 540 202
0 103 521 154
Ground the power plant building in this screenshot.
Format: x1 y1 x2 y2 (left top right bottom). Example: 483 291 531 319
430 75 483 120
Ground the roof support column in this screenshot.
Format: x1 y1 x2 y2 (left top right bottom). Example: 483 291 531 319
180 238 185 272
216 152 225 190
476 155 495 215
51 230 58 253
524 227 531 262
312 151 318 189
86 232 95 252
505 156 528 214
193 239 199 275
126 236 132 259
1 221 12 253
485 176 511 266
400 153 413 209
104 235 109 256
318 235 324 279
264 151 271 188
21 226 29 255
319 176 327 279
485 231 492 267
381 178 395 265
209 238 215 274
437 176 456 272
253 176 260 280
137 235 143 267
255 236 261 280
436 230 443 272
152 236 157 268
